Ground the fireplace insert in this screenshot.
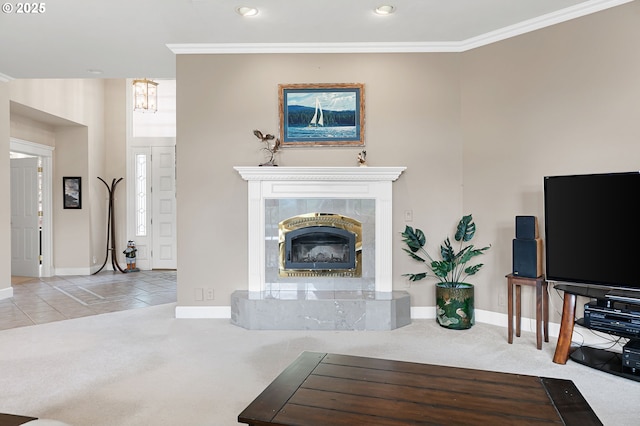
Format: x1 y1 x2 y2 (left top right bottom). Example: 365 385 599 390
279 213 362 277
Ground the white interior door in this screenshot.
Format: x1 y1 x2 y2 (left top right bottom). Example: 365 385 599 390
11 157 40 277
151 146 177 269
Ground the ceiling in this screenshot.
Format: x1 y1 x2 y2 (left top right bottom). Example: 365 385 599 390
0 0 632 80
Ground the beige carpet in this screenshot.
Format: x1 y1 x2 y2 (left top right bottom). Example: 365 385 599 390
0 303 637 425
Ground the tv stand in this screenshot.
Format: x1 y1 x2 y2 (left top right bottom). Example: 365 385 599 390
553 284 640 382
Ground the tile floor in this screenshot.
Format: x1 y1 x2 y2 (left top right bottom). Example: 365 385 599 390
0 270 176 331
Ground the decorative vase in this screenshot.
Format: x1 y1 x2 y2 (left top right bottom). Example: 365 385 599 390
435 282 474 329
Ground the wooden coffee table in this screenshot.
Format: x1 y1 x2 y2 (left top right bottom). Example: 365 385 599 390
238 351 601 425
0 413 38 426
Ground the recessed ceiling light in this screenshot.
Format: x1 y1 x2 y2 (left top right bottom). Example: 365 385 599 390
87 69 103 75
236 6 259 17
375 5 395 15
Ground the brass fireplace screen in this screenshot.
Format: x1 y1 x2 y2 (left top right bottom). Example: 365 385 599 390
279 213 362 278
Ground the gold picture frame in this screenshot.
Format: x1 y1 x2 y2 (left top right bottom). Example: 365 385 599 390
279 83 365 147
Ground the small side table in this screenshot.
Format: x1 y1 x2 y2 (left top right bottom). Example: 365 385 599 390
506 274 549 350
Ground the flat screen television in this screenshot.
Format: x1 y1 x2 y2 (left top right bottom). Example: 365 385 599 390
543 171 640 296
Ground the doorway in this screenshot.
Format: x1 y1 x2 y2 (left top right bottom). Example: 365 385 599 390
127 144 177 270
10 138 54 278
127 79 177 271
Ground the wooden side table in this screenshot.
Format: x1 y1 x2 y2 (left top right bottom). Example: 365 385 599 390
506 274 549 350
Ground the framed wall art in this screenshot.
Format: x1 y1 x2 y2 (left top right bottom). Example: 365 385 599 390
63 176 82 209
279 83 365 147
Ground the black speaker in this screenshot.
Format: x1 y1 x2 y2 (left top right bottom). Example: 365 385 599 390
512 238 543 278
515 216 538 239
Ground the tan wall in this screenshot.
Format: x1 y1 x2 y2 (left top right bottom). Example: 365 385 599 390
176 1 640 323
460 2 640 319
9 80 101 125
10 113 56 146
3 3 638 322
53 126 90 268
6 79 109 274
103 79 128 266
176 53 464 307
0 83 10 295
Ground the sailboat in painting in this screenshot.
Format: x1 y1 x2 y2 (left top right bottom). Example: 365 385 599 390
309 97 324 127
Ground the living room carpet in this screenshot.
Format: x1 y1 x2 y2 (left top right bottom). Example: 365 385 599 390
0 303 637 425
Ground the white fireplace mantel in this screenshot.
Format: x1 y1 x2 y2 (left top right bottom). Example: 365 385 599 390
235 166 406 293
235 166 406 182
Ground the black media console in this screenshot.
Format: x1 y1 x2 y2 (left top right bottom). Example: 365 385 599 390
553 284 640 382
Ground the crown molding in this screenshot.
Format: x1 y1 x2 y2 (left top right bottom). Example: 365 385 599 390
0 72 13 83
168 0 632 55
462 0 634 50
167 41 465 55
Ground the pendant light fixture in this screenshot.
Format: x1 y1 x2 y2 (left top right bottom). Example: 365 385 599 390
132 78 158 113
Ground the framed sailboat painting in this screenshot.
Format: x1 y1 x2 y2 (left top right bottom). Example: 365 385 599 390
278 83 365 147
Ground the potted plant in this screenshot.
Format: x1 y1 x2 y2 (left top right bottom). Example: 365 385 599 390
401 214 490 329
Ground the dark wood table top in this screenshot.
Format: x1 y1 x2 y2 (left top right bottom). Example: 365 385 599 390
0 413 38 426
238 351 602 426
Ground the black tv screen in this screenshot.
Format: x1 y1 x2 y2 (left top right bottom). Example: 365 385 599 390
543 171 640 290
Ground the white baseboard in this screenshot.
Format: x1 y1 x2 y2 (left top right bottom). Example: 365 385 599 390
476 308 561 338
89 264 130 274
175 305 231 319
0 286 14 301
171 304 619 347
56 265 129 275
410 306 561 335
174 304 562 338
410 306 435 319
54 267 93 276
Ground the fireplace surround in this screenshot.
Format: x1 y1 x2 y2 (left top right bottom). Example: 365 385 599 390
232 166 409 330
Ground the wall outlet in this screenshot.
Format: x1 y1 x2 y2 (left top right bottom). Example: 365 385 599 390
206 289 215 300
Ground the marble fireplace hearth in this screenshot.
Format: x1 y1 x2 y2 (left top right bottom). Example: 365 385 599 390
231 290 411 330
231 166 410 330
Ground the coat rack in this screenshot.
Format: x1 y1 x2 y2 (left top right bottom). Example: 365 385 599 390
94 177 126 274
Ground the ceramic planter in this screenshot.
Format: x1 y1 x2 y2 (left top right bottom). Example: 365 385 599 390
435 283 474 329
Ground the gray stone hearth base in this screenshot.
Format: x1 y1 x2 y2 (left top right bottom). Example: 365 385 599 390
230 290 411 330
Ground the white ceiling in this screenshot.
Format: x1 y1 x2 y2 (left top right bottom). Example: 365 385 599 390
0 0 632 80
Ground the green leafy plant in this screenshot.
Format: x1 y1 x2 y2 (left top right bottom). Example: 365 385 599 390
401 214 490 288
